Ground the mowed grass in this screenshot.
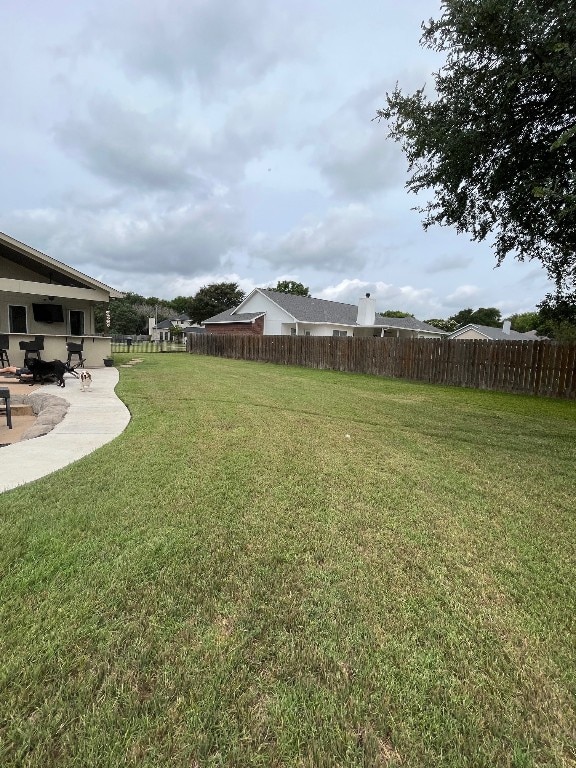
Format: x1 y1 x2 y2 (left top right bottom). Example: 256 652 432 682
0 353 575 768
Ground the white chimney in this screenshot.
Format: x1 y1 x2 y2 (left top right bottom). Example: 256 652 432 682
502 320 511 335
356 293 376 325
148 317 156 335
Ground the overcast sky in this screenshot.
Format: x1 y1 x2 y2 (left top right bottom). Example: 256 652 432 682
1 0 554 319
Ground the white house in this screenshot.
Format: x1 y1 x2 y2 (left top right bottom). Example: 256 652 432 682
148 314 200 342
0 231 122 366
203 289 448 338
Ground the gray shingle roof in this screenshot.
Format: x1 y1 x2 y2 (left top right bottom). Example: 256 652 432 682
375 315 449 333
154 314 191 329
222 289 447 332
449 324 540 340
204 310 265 323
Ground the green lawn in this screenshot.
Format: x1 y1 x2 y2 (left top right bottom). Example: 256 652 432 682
1 353 575 768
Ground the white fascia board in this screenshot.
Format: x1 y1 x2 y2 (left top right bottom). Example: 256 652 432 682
206 319 252 324
208 313 266 324
249 289 297 321
449 325 491 340
301 321 353 328
230 288 259 315
0 277 110 301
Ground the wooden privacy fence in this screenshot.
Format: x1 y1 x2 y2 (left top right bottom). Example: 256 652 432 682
187 334 576 399
111 341 187 354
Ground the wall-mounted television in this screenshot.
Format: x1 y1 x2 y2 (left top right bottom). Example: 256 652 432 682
32 303 65 324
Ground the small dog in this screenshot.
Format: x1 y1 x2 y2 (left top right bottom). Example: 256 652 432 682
79 371 93 392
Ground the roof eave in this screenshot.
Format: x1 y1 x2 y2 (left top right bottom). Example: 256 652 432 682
0 230 123 297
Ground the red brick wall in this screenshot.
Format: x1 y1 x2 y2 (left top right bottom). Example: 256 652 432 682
205 316 264 336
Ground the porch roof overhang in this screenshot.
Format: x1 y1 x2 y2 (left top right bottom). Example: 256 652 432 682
0 277 110 302
0 230 123 298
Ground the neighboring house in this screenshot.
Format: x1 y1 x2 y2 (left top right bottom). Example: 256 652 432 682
448 320 541 341
148 314 201 342
203 289 448 338
0 231 123 366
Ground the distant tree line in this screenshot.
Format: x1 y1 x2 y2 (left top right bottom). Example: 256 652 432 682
97 280 576 341
96 280 312 335
423 305 576 341
378 305 576 340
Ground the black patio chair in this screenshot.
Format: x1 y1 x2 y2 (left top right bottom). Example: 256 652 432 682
19 335 44 360
0 334 10 366
66 340 85 368
0 387 12 429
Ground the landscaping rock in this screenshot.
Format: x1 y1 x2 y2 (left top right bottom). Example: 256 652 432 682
13 392 71 440
21 423 54 440
36 407 69 427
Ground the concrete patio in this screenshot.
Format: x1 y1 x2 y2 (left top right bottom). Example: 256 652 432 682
0 366 131 493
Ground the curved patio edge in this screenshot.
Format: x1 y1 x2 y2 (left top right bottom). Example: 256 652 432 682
0 367 131 494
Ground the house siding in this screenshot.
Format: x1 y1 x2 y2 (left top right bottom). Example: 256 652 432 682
0 234 119 366
203 289 449 339
237 293 293 334
206 316 264 336
451 329 490 340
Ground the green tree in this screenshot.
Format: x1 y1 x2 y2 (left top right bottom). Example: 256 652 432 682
94 303 107 334
507 311 540 333
272 280 310 296
170 295 194 316
107 301 148 335
424 318 458 332
380 310 415 318
450 307 502 328
377 0 576 299
95 293 179 335
170 324 185 342
121 291 147 306
188 282 245 324
536 294 576 340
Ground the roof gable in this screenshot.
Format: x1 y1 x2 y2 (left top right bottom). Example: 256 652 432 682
0 231 123 297
204 309 266 324
449 324 538 340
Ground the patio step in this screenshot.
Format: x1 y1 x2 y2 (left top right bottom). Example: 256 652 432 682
10 403 34 417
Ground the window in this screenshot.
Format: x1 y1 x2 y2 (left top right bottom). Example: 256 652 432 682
332 330 348 337
9 305 27 334
32 303 64 323
290 327 297 336
69 310 85 336
304 331 311 336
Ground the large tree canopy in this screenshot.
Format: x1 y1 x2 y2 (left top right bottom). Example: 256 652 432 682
272 280 310 296
380 310 415 318
188 282 245 324
378 0 576 297
449 307 503 328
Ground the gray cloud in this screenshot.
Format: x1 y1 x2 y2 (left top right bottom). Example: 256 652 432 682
2 197 243 279
2 0 557 320
82 0 312 94
305 82 408 200
424 254 474 273
54 89 284 194
55 96 205 192
250 204 379 272
445 285 481 306
318 278 434 314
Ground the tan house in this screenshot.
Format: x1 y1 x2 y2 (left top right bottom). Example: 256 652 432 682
448 320 540 341
0 231 123 367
